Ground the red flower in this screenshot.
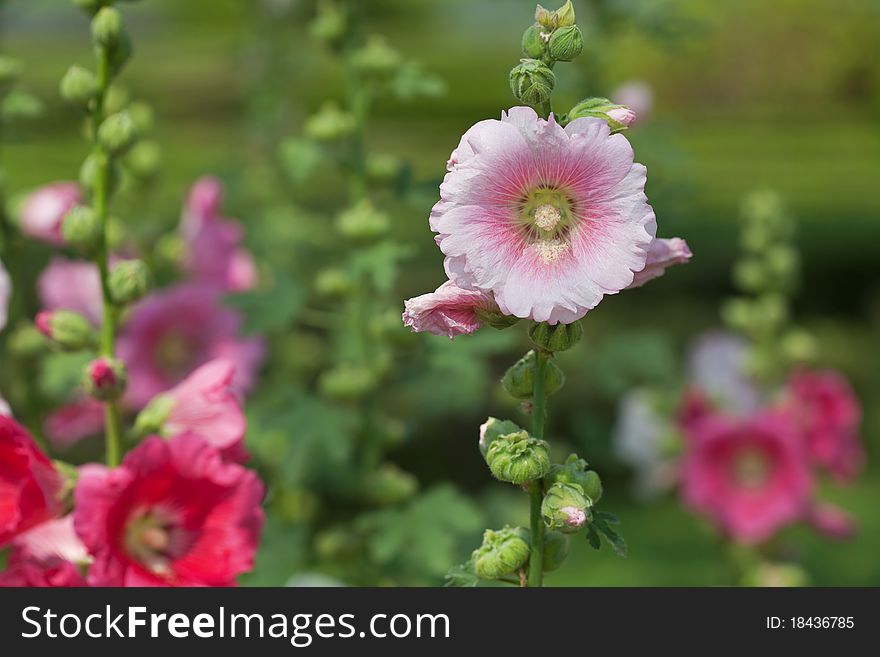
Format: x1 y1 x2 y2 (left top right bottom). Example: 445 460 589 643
74 433 264 586
785 370 863 481
0 517 87 587
0 416 63 546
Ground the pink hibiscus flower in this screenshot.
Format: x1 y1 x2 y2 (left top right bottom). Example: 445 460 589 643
117 283 264 408
784 370 863 482
402 280 499 338
680 409 812 544
18 182 81 245
74 433 265 586
431 107 686 324
181 177 258 293
0 516 88 587
37 257 103 325
44 398 106 449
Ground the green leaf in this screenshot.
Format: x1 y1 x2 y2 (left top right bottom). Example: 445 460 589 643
596 511 620 525
391 62 446 100
586 524 601 550
224 271 304 334
1 89 44 122
278 138 325 184
444 560 480 587
593 514 628 558
349 241 413 293
39 351 92 400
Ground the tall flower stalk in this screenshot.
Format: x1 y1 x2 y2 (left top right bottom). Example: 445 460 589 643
406 1 691 586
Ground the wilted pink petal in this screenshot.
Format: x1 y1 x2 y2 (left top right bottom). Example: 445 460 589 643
628 237 692 288
402 280 498 338
432 107 657 324
37 257 103 325
19 182 81 245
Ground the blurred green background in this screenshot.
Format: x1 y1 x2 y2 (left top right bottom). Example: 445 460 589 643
2 0 878 585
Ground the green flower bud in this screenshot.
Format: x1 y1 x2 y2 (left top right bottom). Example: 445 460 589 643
133 393 174 437
541 481 591 533
83 357 127 401
7 324 49 358
91 7 124 49
528 320 583 352
765 245 799 281
486 430 550 484
35 310 95 351
567 97 634 132
314 527 359 561
303 103 355 141
474 306 520 330
521 23 547 59
553 0 577 27
108 259 151 305
733 258 768 292
315 268 353 297
72 0 111 15
545 454 602 502
98 111 138 156
126 101 154 133
80 153 120 194
124 140 162 180
335 200 390 240
103 84 130 115
351 36 401 77
478 417 523 458
509 58 555 106
365 152 401 184
59 65 99 107
308 1 347 47
542 530 570 572
534 4 556 30
548 25 583 61
720 297 753 333
471 526 530 580
363 463 419 506
0 55 23 89
780 329 817 364
107 32 134 76
61 205 102 252
319 364 376 400
501 349 565 399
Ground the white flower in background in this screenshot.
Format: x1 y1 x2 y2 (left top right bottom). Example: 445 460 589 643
686 331 760 416
0 256 10 331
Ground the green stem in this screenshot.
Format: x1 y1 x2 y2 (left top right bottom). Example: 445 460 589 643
538 99 552 120
91 46 123 467
527 348 550 587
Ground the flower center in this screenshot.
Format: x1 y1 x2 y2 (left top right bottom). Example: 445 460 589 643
533 204 562 232
732 448 770 488
516 187 579 266
125 507 190 576
532 238 569 264
155 332 199 380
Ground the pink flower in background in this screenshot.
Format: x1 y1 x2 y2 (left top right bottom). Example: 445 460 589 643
44 398 105 448
784 370 863 481
431 107 681 324
118 284 264 408
18 182 81 245
403 280 498 338
74 434 265 586
151 359 248 462
0 394 10 417
37 257 103 325
685 331 761 417
181 177 258 293
0 516 88 587
680 410 812 544
628 237 692 288
0 256 10 331
806 502 856 541
611 80 654 125
0 416 63 546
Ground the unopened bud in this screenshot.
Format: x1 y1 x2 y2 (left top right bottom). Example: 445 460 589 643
79 152 120 194
0 55 22 89
542 530 570 572
72 0 111 15
542 481 591 533
350 36 401 77
478 417 523 458
474 306 520 330
91 7 124 49
59 66 99 106
309 1 347 47
509 58 555 106
315 268 353 297
501 349 565 399
124 140 162 179
545 453 602 502
521 23 547 59
8 325 49 357
548 25 583 61
528 320 582 352
83 357 127 401
98 111 138 156
363 463 418 506
486 429 550 484
35 310 95 351
304 103 355 141
108 259 150 305
554 0 576 27
471 526 530 580
319 364 376 400
568 97 636 132
336 200 390 240
61 205 102 252
365 153 401 184
133 393 174 437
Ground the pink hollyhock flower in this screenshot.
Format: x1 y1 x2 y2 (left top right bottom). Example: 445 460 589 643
0 256 10 331
18 182 81 245
784 370 863 481
611 80 654 124
686 331 760 417
181 177 258 293
44 398 105 448
628 237 692 288
74 433 265 586
402 280 499 338
0 516 88 587
37 257 103 325
432 107 686 324
0 416 63 546
680 410 812 544
806 502 856 541
118 284 264 408
145 359 248 462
